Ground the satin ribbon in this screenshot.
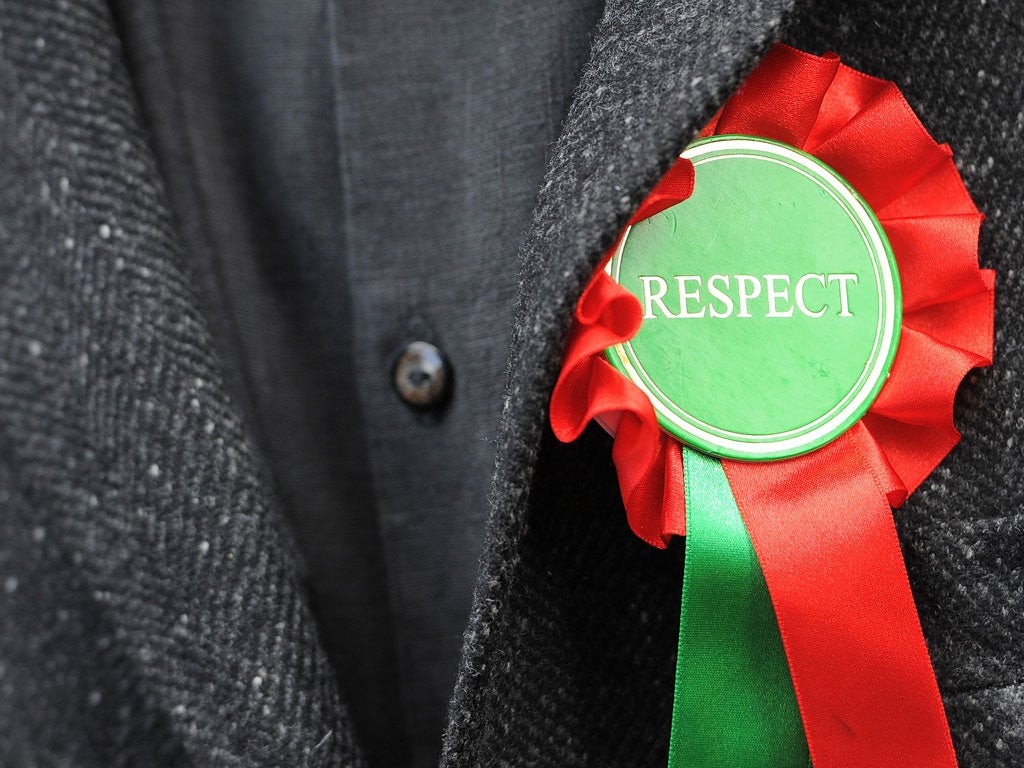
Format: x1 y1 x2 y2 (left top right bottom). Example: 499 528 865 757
669 446 807 767
551 157 695 546
551 43 995 768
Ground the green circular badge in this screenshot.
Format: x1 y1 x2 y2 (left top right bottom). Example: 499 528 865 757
605 135 901 461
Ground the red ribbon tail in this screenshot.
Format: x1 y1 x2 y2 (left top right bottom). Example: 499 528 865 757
724 437 958 768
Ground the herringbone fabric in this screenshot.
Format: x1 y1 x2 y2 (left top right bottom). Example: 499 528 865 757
0 2 360 764
0 0 1021 767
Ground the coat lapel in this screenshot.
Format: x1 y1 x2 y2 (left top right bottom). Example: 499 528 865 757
446 1 1024 765
442 1 797 764
0 0 362 764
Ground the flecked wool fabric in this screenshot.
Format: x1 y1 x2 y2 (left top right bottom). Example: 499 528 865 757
0 1 1021 768
444 1 1024 766
0 1 360 765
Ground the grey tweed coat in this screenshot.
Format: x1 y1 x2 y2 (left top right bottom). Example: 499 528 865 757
0 0 1021 766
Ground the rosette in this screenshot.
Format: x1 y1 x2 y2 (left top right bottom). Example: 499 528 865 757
550 44 995 768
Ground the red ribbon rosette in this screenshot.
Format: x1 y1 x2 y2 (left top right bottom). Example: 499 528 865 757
551 44 995 768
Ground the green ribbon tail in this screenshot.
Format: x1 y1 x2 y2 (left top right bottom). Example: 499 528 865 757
667 447 810 768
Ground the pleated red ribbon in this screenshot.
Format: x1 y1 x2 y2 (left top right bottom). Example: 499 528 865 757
551 43 995 768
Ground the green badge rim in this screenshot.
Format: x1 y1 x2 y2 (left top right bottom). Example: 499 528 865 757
604 135 902 461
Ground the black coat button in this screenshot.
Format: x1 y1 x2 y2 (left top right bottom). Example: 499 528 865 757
393 341 451 408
